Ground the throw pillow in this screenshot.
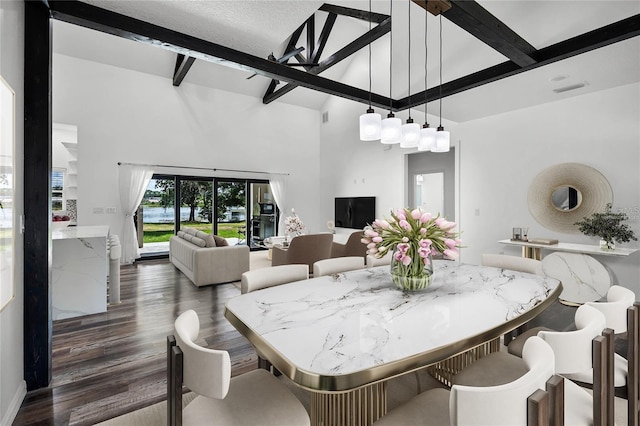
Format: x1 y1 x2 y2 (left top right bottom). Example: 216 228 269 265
177 231 187 239
182 227 198 236
195 230 216 248
183 234 206 247
213 235 228 247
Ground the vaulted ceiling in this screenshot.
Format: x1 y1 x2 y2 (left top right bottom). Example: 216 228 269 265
51 0 640 123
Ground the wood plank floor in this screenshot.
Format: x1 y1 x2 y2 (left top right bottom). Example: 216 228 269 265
13 257 614 425
14 259 256 425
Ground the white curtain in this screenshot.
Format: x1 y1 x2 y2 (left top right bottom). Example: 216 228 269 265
119 165 154 264
269 174 288 235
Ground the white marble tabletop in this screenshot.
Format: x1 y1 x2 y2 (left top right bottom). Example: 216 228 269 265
52 225 109 240
225 261 561 391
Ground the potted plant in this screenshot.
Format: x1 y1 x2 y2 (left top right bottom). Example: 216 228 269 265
574 203 637 251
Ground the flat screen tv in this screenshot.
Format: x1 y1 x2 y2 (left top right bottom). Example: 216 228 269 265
334 197 376 229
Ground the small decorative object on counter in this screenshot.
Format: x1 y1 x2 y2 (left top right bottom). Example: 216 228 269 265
284 208 305 237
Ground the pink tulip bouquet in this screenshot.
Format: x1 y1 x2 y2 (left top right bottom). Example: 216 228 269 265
362 208 462 290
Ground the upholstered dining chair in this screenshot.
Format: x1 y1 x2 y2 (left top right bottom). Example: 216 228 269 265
241 264 308 294
167 310 310 426
481 253 544 275
373 336 556 426
312 256 364 277
271 233 333 274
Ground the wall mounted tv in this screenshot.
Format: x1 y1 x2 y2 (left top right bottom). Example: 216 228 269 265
334 197 376 229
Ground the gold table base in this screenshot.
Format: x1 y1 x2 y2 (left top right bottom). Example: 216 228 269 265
310 382 387 426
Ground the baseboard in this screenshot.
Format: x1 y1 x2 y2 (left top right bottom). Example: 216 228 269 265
1 380 26 426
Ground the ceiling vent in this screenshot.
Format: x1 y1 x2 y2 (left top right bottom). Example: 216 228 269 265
553 82 588 94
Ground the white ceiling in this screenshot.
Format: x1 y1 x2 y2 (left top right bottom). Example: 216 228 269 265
52 0 640 123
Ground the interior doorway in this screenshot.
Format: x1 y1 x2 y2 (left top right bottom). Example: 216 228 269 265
408 148 456 220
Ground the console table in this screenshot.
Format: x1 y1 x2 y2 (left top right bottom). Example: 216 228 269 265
498 239 638 260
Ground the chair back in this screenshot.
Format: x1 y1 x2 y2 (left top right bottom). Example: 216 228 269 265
585 285 636 333
241 264 308 294
330 231 367 258
174 309 231 400
451 336 555 425
313 256 364 277
537 304 606 374
284 233 334 273
481 253 544 275
366 252 392 268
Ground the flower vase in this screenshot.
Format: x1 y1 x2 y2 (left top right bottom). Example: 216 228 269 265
599 239 615 251
390 247 434 292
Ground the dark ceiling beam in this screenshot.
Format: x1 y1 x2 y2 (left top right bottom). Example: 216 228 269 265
46 0 393 109
306 16 315 65
264 16 391 104
172 54 195 86
311 12 338 64
397 13 640 110
319 3 390 24
414 0 538 67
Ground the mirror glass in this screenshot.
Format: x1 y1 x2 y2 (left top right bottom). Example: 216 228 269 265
414 172 444 215
551 185 582 211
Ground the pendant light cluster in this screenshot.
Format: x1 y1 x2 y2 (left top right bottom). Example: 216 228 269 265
358 0 450 153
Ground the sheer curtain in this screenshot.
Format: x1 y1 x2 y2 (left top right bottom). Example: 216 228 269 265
119 165 154 264
269 174 288 235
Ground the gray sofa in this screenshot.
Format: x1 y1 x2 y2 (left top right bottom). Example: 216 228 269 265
169 228 250 287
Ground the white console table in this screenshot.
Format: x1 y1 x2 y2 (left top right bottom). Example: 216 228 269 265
52 225 109 320
498 239 638 260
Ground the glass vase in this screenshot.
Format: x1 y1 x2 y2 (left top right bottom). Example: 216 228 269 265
599 239 615 251
390 247 434 292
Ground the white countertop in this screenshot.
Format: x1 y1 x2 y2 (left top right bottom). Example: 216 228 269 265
225 261 560 390
53 225 110 240
498 239 638 257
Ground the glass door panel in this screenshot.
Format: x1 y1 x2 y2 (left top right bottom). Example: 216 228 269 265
215 180 247 245
249 182 277 248
140 177 175 255
179 178 213 234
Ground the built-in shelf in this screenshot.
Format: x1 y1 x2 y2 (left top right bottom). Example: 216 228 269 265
498 239 638 259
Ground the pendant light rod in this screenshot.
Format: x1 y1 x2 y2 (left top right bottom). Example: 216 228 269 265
368 0 373 108
439 14 443 127
388 0 393 113
424 8 428 122
407 0 412 119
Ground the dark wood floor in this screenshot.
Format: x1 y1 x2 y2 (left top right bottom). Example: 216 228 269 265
13 259 609 425
13 259 256 425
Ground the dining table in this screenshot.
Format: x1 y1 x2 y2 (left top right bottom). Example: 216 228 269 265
224 260 562 426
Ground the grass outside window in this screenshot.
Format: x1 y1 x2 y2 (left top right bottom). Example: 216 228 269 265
142 222 245 243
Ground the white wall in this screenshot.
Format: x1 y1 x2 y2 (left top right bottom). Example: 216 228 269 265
0 1 26 424
53 54 323 241
322 81 640 294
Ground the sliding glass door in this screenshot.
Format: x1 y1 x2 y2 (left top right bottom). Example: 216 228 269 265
138 175 277 256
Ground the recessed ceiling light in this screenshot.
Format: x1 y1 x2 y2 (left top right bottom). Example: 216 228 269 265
549 75 569 82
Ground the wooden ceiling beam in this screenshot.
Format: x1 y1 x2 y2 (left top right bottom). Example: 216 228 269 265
47 0 394 110
397 13 640 110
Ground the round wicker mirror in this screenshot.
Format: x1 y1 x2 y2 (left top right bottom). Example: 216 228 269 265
527 163 612 234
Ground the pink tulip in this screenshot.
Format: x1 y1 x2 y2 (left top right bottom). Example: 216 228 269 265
402 237 409 243
443 248 459 260
375 219 390 229
445 238 457 249
395 209 406 220
367 242 377 249
397 243 409 253
394 251 404 261
418 247 430 258
411 209 422 220
372 236 383 243
420 212 432 223
419 227 427 235
423 256 431 266
401 256 412 266
368 247 378 255
361 237 371 244
364 229 379 237
399 220 411 231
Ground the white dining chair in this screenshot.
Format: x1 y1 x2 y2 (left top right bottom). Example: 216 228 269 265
240 264 308 294
373 336 556 426
168 310 310 426
585 285 636 334
481 253 544 275
312 256 364 277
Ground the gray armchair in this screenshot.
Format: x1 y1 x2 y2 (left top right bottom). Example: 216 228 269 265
330 231 367 259
271 233 333 274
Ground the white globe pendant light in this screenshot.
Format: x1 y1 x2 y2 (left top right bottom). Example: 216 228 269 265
418 125 436 151
381 113 402 144
401 118 420 148
360 108 381 141
359 0 381 141
432 126 450 152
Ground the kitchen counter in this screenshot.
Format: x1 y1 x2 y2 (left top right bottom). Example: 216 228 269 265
52 225 109 320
